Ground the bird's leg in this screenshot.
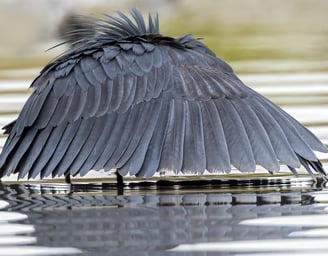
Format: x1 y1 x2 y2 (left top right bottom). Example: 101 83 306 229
116 170 123 186
64 174 72 184
116 170 124 195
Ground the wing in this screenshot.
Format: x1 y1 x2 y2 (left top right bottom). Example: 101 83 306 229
0 35 327 179
0 40 171 179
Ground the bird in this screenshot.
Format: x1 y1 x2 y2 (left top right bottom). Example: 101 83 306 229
0 8 327 185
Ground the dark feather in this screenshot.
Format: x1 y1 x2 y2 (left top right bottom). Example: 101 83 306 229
158 98 185 173
181 101 206 174
215 99 256 172
2 120 16 134
136 94 171 178
230 99 279 172
29 124 67 178
247 96 301 168
200 101 230 172
40 119 82 179
118 98 163 176
17 127 53 179
92 109 132 170
256 94 318 161
75 113 119 176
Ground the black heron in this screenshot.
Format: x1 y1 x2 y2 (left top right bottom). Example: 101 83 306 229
0 9 327 184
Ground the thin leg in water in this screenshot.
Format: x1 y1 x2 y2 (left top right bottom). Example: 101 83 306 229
65 173 71 184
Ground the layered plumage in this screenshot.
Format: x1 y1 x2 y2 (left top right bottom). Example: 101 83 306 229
0 8 327 180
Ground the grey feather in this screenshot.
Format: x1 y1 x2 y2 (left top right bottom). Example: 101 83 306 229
28 124 67 178
21 84 52 132
158 98 185 173
66 115 107 175
128 61 144 76
80 57 102 87
17 127 53 179
81 84 101 118
135 51 153 72
95 80 111 116
35 90 59 129
74 113 118 176
134 73 148 103
262 95 328 153
247 97 301 168
135 94 171 178
104 104 144 171
118 98 163 176
109 75 125 112
74 63 89 91
215 99 256 172
52 117 96 177
53 76 71 98
40 119 82 179
49 94 72 126
101 58 120 80
200 101 230 172
151 47 164 68
118 74 137 113
92 109 132 170
231 99 280 171
102 46 120 62
66 87 88 122
144 68 156 101
256 94 318 161
91 63 107 84
3 128 38 177
132 44 145 55
181 101 206 174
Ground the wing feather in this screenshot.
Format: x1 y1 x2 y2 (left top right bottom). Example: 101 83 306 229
215 99 256 172
16 127 53 179
117 74 137 113
106 102 147 172
247 96 301 167
158 98 185 173
74 113 118 176
181 101 206 174
118 98 163 176
65 115 107 176
28 124 67 179
230 98 280 172
135 51 153 73
255 94 317 161
52 117 97 177
80 56 102 87
81 83 101 118
136 95 171 178
92 109 132 170
258 94 327 153
40 119 82 178
0 128 38 177
200 101 231 172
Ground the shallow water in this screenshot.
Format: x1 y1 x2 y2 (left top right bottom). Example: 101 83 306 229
1 180 328 256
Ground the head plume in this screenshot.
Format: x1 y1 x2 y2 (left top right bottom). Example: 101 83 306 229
59 8 160 47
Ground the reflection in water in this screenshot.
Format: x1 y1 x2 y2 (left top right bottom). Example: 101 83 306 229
0 185 81 255
0 181 328 256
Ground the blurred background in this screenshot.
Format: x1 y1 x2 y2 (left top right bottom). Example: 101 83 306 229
0 0 327 71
